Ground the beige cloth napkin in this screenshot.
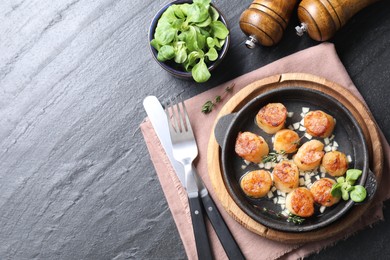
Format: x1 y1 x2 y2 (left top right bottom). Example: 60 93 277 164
140 43 390 259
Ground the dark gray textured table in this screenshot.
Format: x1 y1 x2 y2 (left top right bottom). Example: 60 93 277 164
1 0 389 259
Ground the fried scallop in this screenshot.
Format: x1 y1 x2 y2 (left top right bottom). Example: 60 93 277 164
321 151 349 176
293 140 325 171
286 187 315 217
240 170 272 198
310 178 340 207
304 110 335 138
235 131 269 163
272 160 299 193
255 103 287 134
273 129 300 154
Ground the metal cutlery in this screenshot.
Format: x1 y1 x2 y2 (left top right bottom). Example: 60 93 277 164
164 97 245 260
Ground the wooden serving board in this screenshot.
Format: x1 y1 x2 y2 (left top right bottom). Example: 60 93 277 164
207 73 384 243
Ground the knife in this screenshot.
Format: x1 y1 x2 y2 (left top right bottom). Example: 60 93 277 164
143 96 245 260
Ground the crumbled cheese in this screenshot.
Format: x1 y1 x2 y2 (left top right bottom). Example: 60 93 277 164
347 155 352 163
324 146 332 152
293 122 300 129
300 118 305 125
304 133 313 140
321 172 325 178
302 107 310 113
271 186 277 192
271 136 275 143
330 134 335 140
273 198 278 204
267 191 274 198
320 165 327 173
315 175 320 180
333 141 339 147
320 206 326 213
271 162 277 168
287 112 294 118
244 160 250 165
300 178 305 185
299 126 306 131
278 197 286 204
241 165 247 170
331 146 337 151
288 125 294 130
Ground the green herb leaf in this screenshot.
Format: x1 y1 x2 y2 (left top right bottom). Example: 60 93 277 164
331 183 342 198
205 47 218 61
186 26 199 51
186 3 209 23
174 42 187 64
196 15 211 27
210 20 229 39
346 169 362 183
154 22 176 45
209 6 219 21
201 100 214 114
350 185 367 202
150 39 161 51
157 45 175 61
192 58 210 83
341 188 349 200
201 83 235 114
193 0 211 7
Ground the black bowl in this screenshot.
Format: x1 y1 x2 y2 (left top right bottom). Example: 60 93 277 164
215 87 372 232
148 0 230 81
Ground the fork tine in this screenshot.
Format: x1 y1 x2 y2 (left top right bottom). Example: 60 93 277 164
181 99 192 134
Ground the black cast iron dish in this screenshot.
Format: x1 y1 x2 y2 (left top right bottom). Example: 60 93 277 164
214 87 376 232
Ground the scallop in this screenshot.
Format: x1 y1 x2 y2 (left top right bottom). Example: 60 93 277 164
240 170 273 198
255 103 287 134
304 110 335 138
235 131 269 163
272 160 299 193
273 129 300 154
310 178 340 207
286 187 315 217
293 140 325 171
321 151 349 176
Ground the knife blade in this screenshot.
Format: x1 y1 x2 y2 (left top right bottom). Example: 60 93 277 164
143 95 245 260
143 96 185 185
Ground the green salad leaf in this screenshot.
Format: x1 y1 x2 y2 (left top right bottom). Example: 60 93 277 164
151 1 229 83
331 169 367 203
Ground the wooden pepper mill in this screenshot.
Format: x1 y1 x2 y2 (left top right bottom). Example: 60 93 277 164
239 0 299 48
296 0 382 41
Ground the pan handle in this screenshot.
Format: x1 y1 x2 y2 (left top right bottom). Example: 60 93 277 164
214 113 237 147
364 169 377 201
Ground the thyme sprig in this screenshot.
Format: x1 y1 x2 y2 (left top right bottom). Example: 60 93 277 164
262 150 286 163
257 206 305 224
201 83 235 114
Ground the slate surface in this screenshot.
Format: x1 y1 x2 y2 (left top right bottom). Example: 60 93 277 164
0 0 389 259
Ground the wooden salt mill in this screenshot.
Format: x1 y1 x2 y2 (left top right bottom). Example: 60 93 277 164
239 0 299 48
295 0 382 41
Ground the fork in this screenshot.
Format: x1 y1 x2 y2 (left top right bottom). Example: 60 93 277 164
165 97 213 260
165 97 245 260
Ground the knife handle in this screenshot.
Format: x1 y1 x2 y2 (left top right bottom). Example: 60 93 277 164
201 192 245 260
188 193 213 260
